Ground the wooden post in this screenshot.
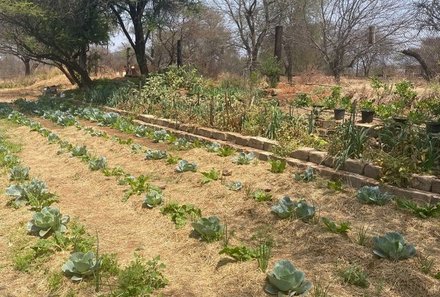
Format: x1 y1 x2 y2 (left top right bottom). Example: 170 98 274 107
368 26 376 45
177 39 183 67
274 26 283 61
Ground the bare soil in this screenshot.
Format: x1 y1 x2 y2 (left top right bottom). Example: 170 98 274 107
0 115 439 297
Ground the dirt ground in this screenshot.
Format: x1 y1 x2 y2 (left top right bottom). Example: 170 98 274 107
0 113 439 297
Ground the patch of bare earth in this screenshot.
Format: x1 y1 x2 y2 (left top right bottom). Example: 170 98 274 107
0 117 439 297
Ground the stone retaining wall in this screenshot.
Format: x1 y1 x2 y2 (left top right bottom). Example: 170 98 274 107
102 106 440 203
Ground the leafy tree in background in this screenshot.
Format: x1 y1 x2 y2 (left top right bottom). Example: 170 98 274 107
108 0 200 75
0 0 111 87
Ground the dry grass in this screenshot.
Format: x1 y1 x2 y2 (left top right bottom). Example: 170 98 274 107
0 116 439 297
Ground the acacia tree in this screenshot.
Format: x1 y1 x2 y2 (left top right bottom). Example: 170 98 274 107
108 0 198 75
0 0 110 87
213 0 282 72
305 0 412 82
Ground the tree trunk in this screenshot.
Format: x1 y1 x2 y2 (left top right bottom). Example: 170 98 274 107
23 58 31 76
401 49 434 81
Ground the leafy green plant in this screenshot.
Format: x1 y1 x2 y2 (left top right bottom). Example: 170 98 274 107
27 207 69 238
327 180 343 192
372 232 416 261
145 150 167 160
233 152 255 165
294 200 316 222
192 216 224 242
62 251 100 281
270 159 287 173
356 186 392 205
339 264 369 288
143 189 163 208
47 133 60 144
217 146 236 157
260 55 283 88
122 175 150 201
264 259 312 296
201 168 220 184
321 217 350 235
6 179 58 210
175 160 198 173
219 245 257 261
102 167 127 177
9 165 30 181
252 189 272 202
111 255 167 297
294 167 315 182
292 93 312 108
227 181 243 191
88 156 107 171
396 198 440 219
166 154 180 165
161 203 201 228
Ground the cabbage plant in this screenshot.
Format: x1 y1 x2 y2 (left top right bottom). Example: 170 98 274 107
71 145 88 157
6 179 57 209
227 181 243 191
145 150 167 160
357 186 392 205
175 160 198 173
372 232 416 261
174 138 192 150
152 130 170 143
265 259 312 296
233 152 255 165
9 165 30 181
192 216 224 242
62 252 100 281
272 197 315 221
88 156 107 171
27 207 69 237
206 142 221 153
143 189 164 208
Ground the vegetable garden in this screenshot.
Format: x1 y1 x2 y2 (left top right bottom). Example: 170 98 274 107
0 91 439 297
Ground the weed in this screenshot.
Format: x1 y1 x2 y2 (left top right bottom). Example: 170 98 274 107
418 255 434 275
269 159 287 173
396 198 440 219
217 146 235 157
13 249 35 271
161 203 202 228
111 255 168 297
339 264 369 288
311 279 330 297
252 189 272 202
47 271 63 293
356 225 369 246
322 217 350 235
257 242 272 272
201 168 220 184
100 253 120 276
166 154 180 165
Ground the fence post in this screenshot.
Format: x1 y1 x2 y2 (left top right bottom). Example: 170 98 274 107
177 40 183 67
274 26 283 61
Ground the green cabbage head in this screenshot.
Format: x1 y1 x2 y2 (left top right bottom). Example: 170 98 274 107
265 259 312 296
27 206 69 237
62 252 100 281
373 232 416 261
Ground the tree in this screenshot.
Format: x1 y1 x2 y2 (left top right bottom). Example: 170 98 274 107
305 0 412 82
0 0 111 87
213 0 282 72
108 0 198 75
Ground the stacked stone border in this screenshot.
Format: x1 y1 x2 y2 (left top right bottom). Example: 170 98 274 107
102 106 440 204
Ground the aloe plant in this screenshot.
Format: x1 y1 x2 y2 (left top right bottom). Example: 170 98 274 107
192 216 224 242
9 165 30 181
233 152 255 165
27 207 69 237
145 150 167 160
265 260 312 296
357 186 392 205
175 160 198 173
62 251 100 281
372 232 416 261
143 189 163 208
